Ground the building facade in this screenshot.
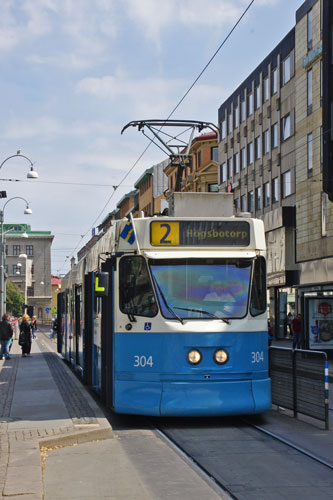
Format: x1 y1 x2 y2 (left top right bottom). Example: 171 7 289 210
5 223 53 323
218 0 333 346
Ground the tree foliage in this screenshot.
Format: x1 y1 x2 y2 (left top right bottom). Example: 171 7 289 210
6 280 24 316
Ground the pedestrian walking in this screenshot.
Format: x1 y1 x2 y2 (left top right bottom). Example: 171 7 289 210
51 317 58 343
19 314 32 357
291 313 302 349
287 312 294 338
0 313 14 360
31 315 37 339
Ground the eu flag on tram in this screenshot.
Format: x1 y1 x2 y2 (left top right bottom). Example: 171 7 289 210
120 219 135 244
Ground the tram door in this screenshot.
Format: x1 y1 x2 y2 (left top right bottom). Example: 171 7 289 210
101 259 115 410
74 285 84 374
83 272 102 393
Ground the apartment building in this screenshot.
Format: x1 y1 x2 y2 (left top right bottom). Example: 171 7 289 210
5 223 53 323
218 0 333 347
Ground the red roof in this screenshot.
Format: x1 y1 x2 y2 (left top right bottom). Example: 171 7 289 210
192 131 217 144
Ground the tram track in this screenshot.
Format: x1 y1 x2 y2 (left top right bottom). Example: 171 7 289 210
151 416 333 500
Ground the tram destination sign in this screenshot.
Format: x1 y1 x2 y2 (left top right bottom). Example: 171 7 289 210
150 220 250 246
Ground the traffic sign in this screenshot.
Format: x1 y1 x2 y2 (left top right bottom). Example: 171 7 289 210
45 307 51 313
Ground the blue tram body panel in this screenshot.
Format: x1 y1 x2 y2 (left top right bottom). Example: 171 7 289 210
113 331 271 416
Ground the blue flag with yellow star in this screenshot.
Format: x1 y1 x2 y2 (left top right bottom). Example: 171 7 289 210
120 219 135 244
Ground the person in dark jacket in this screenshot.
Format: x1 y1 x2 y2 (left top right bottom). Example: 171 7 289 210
0 313 14 360
19 314 32 357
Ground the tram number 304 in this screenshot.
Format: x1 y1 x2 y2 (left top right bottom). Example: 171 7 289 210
133 355 153 367
251 351 264 363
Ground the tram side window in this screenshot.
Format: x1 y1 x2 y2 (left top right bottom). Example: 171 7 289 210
250 257 266 316
119 256 157 317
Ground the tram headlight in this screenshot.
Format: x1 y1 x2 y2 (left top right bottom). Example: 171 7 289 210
187 349 202 365
214 349 229 365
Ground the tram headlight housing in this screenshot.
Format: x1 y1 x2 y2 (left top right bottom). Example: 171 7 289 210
187 349 202 365
214 349 229 365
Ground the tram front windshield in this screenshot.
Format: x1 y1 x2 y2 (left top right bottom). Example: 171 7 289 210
149 258 252 320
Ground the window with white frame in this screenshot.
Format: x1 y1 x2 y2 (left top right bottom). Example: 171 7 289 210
211 147 218 162
263 129 270 155
228 112 233 134
241 147 246 170
221 120 226 140
234 106 239 128
264 182 271 207
271 122 278 148
308 133 313 178
255 186 262 210
282 170 292 198
221 162 227 183
255 136 261 160
234 152 239 174
241 194 247 212
264 77 269 102
282 55 291 85
248 191 254 213
307 8 312 50
272 177 279 202
281 114 291 141
272 68 278 94
255 85 261 110
26 245 33 256
241 100 246 122
247 142 253 164
247 93 253 116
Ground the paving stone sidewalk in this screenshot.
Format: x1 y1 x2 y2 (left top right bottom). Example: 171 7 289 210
0 329 113 499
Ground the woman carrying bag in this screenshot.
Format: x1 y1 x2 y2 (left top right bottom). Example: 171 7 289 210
19 314 32 357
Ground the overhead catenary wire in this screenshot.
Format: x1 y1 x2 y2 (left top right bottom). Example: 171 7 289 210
56 0 256 273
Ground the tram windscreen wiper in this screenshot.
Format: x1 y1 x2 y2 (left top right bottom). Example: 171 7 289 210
152 276 184 324
174 307 230 324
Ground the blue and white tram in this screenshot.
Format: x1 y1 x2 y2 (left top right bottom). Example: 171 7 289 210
58 214 271 416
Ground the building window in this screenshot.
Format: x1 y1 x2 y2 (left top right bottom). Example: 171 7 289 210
247 142 253 165
234 106 239 128
255 136 261 160
255 85 261 110
308 133 313 178
27 284 34 297
5 265 8 274
307 8 312 51
227 158 233 178
247 92 253 116
198 151 202 168
26 245 33 256
234 152 239 174
321 192 328 237
263 129 270 155
263 77 269 102
272 68 278 94
241 100 246 122
241 147 246 170
281 114 291 141
272 177 279 203
241 194 247 212
221 162 227 183
282 170 292 198
234 198 239 211
255 186 262 210
221 120 226 140
307 69 312 115
211 147 218 162
320 59 323 104
228 112 233 134
264 182 271 207
13 265 20 275
248 191 254 213
320 126 323 170
31 264 34 275
271 123 278 148
208 184 219 192
13 245 20 256
282 55 291 85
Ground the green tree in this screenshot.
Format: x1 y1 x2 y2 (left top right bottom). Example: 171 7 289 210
6 280 24 316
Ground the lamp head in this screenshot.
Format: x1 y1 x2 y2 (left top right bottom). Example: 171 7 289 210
19 253 27 259
24 208 32 215
27 167 38 179
21 231 28 238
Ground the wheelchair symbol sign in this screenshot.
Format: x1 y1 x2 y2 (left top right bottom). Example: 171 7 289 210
144 322 152 331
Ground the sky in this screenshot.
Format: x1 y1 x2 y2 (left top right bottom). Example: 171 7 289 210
0 0 306 276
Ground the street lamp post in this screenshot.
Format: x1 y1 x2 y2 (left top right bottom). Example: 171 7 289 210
0 152 39 179
0 197 32 318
